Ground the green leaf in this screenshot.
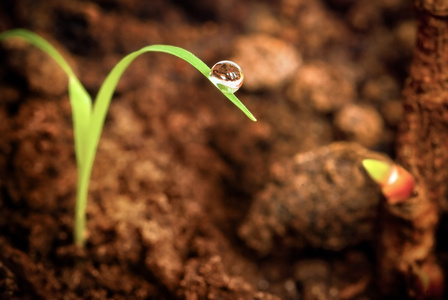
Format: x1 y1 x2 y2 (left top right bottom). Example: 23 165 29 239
362 159 392 184
0 29 92 167
68 78 93 167
148 45 256 121
0 29 74 76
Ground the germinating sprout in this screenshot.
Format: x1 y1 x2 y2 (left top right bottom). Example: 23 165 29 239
362 158 415 205
0 28 256 247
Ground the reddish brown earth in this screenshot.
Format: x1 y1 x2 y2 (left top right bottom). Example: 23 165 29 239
0 0 447 299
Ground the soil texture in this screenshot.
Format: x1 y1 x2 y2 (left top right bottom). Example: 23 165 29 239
1 1 446 299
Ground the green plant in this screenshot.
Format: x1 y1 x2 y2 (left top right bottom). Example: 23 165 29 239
0 29 256 247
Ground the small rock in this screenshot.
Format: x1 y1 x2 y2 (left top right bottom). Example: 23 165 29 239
239 142 384 256
334 104 384 148
232 34 301 91
286 62 355 114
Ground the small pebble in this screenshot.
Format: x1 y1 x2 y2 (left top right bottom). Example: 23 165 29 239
334 104 384 148
231 34 301 91
286 62 355 114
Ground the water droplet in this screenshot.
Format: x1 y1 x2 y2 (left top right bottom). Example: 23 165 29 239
209 60 244 93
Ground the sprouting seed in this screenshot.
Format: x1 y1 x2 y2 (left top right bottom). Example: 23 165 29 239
209 60 244 94
362 159 415 205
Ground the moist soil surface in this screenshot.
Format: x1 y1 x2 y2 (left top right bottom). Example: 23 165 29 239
0 1 446 299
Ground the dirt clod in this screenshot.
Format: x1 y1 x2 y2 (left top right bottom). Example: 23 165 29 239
239 143 383 256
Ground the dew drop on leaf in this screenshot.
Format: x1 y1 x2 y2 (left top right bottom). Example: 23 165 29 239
209 60 244 93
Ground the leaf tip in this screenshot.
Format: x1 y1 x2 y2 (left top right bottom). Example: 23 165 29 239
362 158 392 184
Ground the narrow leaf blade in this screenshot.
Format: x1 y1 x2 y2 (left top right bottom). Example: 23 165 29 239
149 45 257 121
0 29 92 167
68 77 93 167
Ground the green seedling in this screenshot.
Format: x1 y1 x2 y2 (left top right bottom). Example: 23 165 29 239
0 29 256 247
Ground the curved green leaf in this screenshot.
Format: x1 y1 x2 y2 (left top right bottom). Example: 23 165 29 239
91 45 256 155
0 29 92 167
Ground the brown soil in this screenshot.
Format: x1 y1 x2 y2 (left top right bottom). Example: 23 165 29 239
0 0 445 299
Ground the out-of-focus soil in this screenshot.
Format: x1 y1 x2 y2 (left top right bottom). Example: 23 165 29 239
1 0 443 299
